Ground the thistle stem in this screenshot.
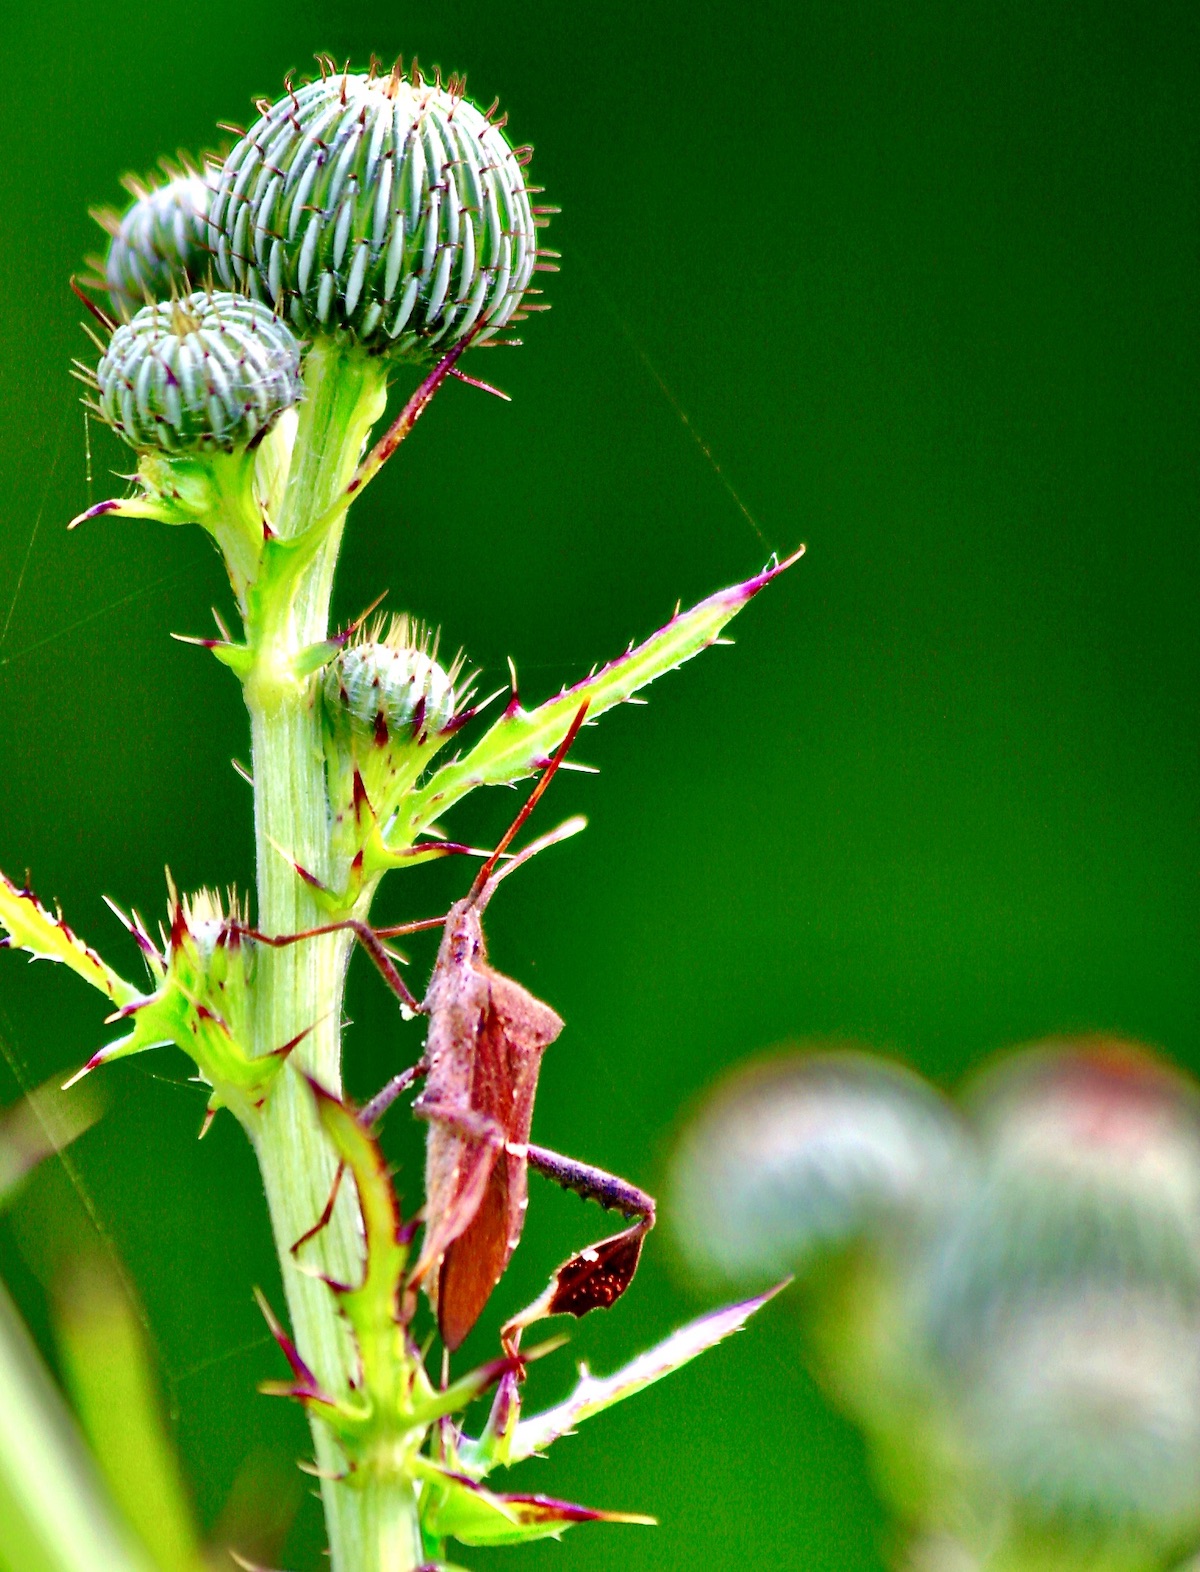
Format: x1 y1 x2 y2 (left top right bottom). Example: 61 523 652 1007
243 344 422 1572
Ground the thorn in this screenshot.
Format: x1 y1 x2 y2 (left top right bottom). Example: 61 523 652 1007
69 276 115 332
295 1459 346 1481
101 895 163 966
273 1022 314 1060
67 499 120 530
265 835 327 893
231 758 254 787
448 367 511 401
170 631 221 650
253 1286 319 1388
342 588 389 640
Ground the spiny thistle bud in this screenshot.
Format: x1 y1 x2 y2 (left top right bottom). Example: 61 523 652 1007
93 160 219 317
923 1042 1200 1543
328 625 457 738
958 1284 1200 1542
926 1040 1200 1347
66 883 289 1134
669 1049 971 1286
92 292 303 454
323 617 463 827
209 59 551 357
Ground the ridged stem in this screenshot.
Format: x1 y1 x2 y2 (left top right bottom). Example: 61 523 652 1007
243 343 422 1572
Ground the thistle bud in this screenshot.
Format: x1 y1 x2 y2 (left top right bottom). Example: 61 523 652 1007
93 292 303 454
95 162 218 317
209 63 543 357
959 1285 1200 1543
323 618 460 824
669 1049 970 1286
923 1042 1200 1547
926 1040 1200 1350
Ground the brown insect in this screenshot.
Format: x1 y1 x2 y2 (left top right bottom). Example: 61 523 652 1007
249 703 655 1352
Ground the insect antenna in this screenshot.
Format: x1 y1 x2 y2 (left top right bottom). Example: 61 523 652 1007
468 701 590 905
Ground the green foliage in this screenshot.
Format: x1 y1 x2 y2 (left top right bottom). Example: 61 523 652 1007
0 54 796 1572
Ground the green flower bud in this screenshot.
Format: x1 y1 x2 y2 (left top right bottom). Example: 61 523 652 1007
94 292 303 454
328 634 456 740
209 62 548 357
323 617 462 829
927 1041 1200 1342
924 1042 1200 1545
669 1049 970 1287
960 1285 1200 1542
95 162 219 317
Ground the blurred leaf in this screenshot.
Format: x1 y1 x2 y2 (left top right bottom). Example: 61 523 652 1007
0 1278 156 1572
0 1075 103 1211
54 1253 204 1572
206 1448 302 1572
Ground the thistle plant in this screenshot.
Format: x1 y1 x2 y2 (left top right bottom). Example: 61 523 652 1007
0 55 796 1572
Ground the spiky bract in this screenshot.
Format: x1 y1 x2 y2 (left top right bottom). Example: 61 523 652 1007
95 292 303 454
209 65 541 357
98 163 218 316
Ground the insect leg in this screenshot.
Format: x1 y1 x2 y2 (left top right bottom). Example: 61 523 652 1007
235 918 434 1014
412 1096 506 1147
359 1057 429 1128
526 1144 656 1227
290 1160 346 1256
502 1146 656 1356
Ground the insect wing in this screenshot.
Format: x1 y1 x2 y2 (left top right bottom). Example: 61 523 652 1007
437 968 562 1349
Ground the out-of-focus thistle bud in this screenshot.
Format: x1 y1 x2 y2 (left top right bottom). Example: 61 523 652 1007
91 292 303 455
928 1040 1200 1343
92 160 219 317
669 1049 971 1286
322 617 465 836
960 1285 1200 1545
924 1040 1200 1550
209 59 551 357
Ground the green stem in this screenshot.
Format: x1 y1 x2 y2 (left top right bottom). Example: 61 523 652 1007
243 344 422 1572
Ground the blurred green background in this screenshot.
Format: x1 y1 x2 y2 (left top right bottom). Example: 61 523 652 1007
0 1 1196 1567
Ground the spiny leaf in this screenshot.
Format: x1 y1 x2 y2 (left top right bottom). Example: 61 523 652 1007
308 1080 410 1402
401 551 802 838
0 873 140 1007
488 1285 785 1468
416 1462 653 1547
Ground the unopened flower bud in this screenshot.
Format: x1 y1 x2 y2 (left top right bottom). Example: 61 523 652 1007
322 618 460 822
960 1285 1200 1541
669 1050 970 1286
923 1042 1200 1546
209 63 544 357
927 1040 1200 1349
94 292 303 454
96 163 219 316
